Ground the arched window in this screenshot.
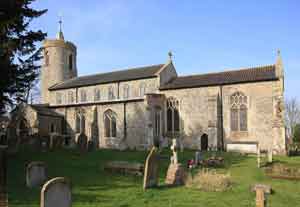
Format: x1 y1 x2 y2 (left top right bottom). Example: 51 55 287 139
75 110 85 134
123 84 129 99
68 54 73 70
166 97 180 133
94 88 101 101
104 109 117 137
80 90 87 102
44 50 49 66
139 82 146 97
230 92 248 131
68 91 74 103
56 92 62 104
108 86 115 100
75 113 81 133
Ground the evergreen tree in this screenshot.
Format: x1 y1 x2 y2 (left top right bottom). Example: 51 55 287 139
293 124 300 143
0 0 47 114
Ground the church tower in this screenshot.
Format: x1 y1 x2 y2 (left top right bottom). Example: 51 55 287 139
41 18 77 104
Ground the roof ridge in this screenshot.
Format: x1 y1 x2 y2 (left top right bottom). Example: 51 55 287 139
177 64 275 79
50 63 164 89
72 63 164 80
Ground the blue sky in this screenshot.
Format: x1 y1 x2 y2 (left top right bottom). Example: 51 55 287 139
30 0 300 99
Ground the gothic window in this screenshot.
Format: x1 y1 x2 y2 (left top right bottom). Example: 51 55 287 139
108 86 115 100
123 84 130 99
68 54 73 70
139 82 146 97
166 97 180 133
75 113 81 133
56 92 62 104
80 90 87 102
45 50 49 66
68 91 74 103
94 88 101 101
104 109 117 137
75 110 85 133
230 92 248 131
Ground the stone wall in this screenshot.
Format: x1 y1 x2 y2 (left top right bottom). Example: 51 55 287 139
162 86 220 149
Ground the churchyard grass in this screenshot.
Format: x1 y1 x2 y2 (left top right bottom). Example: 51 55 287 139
7 149 300 207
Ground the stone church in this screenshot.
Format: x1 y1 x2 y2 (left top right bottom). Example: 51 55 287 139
9 23 286 154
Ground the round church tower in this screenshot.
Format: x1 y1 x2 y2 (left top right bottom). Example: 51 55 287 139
41 19 77 104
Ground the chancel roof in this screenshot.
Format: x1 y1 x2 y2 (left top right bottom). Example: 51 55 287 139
160 65 277 90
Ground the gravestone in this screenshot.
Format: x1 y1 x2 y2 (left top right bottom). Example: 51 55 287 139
41 177 71 207
26 161 47 188
267 150 273 163
251 184 271 207
195 151 202 165
165 139 185 185
143 147 160 190
76 133 87 152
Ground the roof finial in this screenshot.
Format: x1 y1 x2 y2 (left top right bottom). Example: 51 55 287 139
56 13 64 40
168 51 173 62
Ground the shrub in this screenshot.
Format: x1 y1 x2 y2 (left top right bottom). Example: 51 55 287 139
185 169 232 192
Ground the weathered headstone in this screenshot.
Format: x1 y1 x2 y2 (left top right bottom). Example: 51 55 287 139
256 188 265 207
165 139 185 185
257 149 261 168
41 177 71 207
267 149 273 163
26 161 47 188
143 147 160 190
195 151 202 165
251 184 271 207
76 133 87 153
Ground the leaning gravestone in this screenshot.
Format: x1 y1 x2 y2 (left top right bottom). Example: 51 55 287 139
26 161 47 188
143 147 160 190
76 133 87 153
41 177 71 207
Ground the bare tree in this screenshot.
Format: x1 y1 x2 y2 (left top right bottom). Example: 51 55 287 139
285 97 300 139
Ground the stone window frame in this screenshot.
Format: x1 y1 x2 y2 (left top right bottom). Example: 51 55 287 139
139 82 146 97
75 108 85 134
56 92 62 105
80 90 87 102
104 109 117 138
94 88 101 101
166 97 180 134
108 86 115 100
68 91 74 103
230 91 248 132
123 84 130 99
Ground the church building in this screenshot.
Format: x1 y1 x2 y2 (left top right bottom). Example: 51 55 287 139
9 22 286 154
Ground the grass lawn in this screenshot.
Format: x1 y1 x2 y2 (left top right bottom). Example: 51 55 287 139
7 149 300 207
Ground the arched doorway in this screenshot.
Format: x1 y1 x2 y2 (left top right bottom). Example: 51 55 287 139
201 133 208 151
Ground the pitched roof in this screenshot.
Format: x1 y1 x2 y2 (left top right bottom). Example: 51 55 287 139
160 65 277 90
30 104 63 117
49 64 164 90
